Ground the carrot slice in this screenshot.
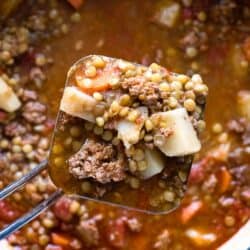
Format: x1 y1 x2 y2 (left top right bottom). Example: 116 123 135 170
51 233 71 246
218 167 232 193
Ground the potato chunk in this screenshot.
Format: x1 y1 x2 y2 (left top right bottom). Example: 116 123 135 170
0 77 21 112
117 107 148 148
140 148 165 179
60 86 97 122
152 108 201 156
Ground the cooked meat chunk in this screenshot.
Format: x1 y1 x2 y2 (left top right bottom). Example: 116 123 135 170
20 89 38 102
77 215 103 247
68 139 126 184
22 101 47 124
4 121 27 137
121 76 161 107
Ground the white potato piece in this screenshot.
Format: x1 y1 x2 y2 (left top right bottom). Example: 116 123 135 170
117 106 148 148
60 86 97 122
152 108 201 156
0 77 21 112
237 90 250 121
140 148 165 179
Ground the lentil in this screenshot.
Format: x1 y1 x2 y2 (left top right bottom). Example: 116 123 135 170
163 190 175 202
127 109 139 122
184 99 196 112
85 65 97 78
224 215 236 227
70 126 82 137
93 92 103 101
92 56 106 68
212 123 223 134
96 117 105 127
130 177 140 189
102 131 113 141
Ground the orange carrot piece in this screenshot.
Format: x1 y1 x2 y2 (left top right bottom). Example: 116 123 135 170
181 200 203 224
67 0 84 9
218 167 232 193
51 233 71 246
76 72 112 94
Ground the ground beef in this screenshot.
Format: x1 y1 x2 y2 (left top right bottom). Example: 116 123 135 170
19 89 38 102
121 76 161 107
77 215 103 247
22 101 46 124
22 134 40 145
153 229 171 250
227 119 246 133
227 118 250 145
4 121 27 137
68 139 126 184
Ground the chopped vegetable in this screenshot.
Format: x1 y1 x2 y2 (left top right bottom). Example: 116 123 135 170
140 148 165 179
218 167 232 193
0 77 21 112
117 107 148 148
152 108 201 157
60 86 97 122
51 233 71 247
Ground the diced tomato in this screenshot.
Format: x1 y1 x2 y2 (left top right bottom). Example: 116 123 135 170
0 200 20 222
217 167 232 193
189 156 211 184
181 200 203 224
67 0 85 9
53 197 73 222
51 233 71 247
106 218 126 248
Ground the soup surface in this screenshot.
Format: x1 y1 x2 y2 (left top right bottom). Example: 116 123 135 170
0 0 249 249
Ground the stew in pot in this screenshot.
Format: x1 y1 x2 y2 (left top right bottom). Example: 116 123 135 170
0 0 249 249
